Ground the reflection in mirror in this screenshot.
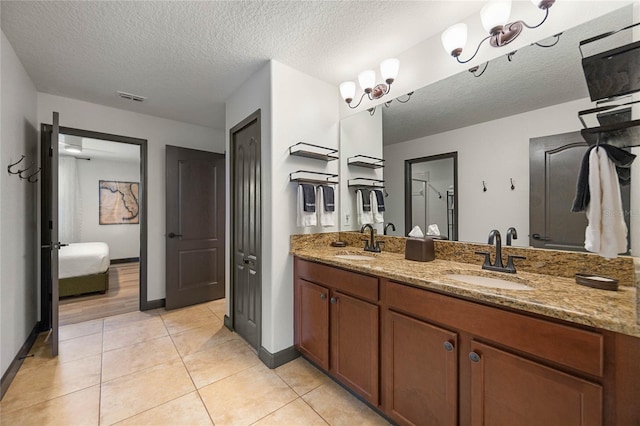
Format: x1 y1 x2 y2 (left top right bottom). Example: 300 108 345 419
405 153 458 240
356 4 640 257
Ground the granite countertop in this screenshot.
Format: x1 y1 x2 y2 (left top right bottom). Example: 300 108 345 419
292 246 640 338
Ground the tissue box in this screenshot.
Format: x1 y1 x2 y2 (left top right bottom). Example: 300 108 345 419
405 237 435 262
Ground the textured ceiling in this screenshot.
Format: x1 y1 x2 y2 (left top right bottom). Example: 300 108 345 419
382 5 633 145
1 1 483 131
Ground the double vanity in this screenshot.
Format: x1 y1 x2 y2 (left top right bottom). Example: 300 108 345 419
291 233 640 425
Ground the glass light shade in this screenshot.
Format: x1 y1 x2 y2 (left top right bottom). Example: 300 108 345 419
358 70 376 92
339 81 356 101
481 0 512 33
441 23 468 54
380 58 399 82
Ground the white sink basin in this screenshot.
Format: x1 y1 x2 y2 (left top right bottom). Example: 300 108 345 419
334 254 376 261
445 274 533 291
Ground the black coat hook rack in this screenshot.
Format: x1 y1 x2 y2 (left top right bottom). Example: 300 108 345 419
7 155 40 183
510 178 515 190
482 181 487 192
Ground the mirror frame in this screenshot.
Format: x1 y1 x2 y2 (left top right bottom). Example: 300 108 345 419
404 151 458 238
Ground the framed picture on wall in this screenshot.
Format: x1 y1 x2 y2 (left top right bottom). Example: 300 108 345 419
99 180 140 225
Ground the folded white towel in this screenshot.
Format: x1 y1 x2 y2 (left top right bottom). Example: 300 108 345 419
356 189 373 225
371 191 384 224
297 185 317 228
585 148 627 259
317 186 335 227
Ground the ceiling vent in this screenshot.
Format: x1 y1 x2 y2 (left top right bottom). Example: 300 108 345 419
117 91 147 102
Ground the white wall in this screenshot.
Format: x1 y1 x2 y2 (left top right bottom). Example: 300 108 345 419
384 97 594 244
269 60 339 352
75 157 140 259
225 60 340 354
339 110 383 232
1 31 38 379
38 93 224 301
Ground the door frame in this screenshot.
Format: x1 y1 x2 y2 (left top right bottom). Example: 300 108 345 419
227 109 262 347
40 125 151 323
404 152 458 238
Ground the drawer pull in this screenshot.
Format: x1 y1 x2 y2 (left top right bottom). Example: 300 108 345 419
469 351 481 363
320 294 327 300
443 341 454 352
330 297 338 304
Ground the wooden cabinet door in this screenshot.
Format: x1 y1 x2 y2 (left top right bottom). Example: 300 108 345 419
470 341 602 426
331 291 379 405
384 310 458 426
295 278 329 370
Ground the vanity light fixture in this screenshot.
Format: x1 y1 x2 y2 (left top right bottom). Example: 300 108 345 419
441 0 555 64
367 92 415 116
339 58 400 109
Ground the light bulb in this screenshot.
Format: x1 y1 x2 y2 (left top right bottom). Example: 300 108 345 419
380 58 399 84
339 81 356 103
358 70 376 93
441 23 468 56
481 0 512 34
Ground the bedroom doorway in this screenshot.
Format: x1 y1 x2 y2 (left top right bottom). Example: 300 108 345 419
41 120 148 332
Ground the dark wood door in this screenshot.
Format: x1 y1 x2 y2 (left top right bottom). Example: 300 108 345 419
331 290 379 405
384 310 458 426
40 112 60 356
231 112 261 350
530 132 590 250
469 340 602 426
165 145 225 310
294 278 329 370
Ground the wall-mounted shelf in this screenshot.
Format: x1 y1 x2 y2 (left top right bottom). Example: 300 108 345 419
290 170 339 185
347 178 385 188
347 155 384 169
289 142 339 161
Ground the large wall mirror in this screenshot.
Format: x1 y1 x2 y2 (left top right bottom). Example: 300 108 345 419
339 4 640 257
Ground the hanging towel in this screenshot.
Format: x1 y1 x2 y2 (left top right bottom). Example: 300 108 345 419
584 148 627 259
371 191 384 224
373 189 385 212
317 186 335 227
571 144 636 212
320 185 335 212
300 183 316 212
356 189 373 225
297 184 317 227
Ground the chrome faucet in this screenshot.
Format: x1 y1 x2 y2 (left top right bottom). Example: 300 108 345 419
384 222 396 235
475 229 526 273
361 224 381 253
506 227 518 246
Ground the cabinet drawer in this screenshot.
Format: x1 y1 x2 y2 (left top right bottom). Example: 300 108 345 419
295 258 378 303
385 280 603 377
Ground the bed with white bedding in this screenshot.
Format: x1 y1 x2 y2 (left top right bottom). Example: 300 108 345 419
59 242 110 297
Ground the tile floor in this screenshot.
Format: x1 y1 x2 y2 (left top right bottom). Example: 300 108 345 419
0 299 390 425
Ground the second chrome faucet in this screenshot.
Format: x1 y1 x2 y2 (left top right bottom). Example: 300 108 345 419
475 228 525 274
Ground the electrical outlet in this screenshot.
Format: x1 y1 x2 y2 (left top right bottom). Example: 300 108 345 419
344 213 351 226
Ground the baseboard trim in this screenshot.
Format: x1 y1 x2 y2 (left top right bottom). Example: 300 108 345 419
141 298 165 311
111 257 140 265
258 345 300 369
223 315 233 330
1 321 41 400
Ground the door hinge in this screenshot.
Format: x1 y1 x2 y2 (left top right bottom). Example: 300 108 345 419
49 147 53 157
49 220 53 230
